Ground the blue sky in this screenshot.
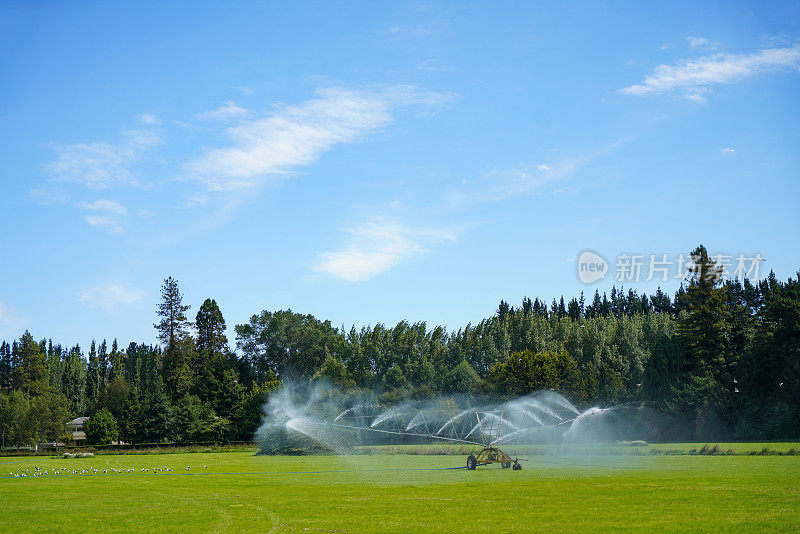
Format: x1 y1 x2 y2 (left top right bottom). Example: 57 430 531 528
1 1 799 347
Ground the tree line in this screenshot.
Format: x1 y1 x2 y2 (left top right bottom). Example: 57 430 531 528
0 278 275 448
1 245 798 447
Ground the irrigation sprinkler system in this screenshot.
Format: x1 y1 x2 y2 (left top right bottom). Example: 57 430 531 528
298 394 624 472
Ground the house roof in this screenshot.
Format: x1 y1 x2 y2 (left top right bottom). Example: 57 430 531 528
67 417 90 425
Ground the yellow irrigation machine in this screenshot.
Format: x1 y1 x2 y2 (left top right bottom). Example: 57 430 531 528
465 411 522 470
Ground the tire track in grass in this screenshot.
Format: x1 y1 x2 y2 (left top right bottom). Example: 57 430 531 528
122 469 282 532
116 472 235 533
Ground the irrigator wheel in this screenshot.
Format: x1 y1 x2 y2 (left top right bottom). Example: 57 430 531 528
466 455 477 470
502 461 511 469
513 462 522 470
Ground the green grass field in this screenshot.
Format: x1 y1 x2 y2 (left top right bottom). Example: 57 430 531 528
2 446 799 532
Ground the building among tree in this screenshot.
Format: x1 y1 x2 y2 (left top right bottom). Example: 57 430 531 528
65 416 89 446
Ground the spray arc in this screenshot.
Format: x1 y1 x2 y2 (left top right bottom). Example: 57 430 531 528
258 383 630 470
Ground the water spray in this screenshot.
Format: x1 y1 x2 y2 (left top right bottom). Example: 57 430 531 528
256 381 637 469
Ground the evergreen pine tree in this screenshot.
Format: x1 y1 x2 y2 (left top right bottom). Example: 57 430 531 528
195 298 228 358
13 332 47 392
154 277 192 400
674 245 730 436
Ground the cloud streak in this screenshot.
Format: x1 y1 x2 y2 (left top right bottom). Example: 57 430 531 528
79 199 128 215
313 220 456 282
139 113 161 125
197 101 249 121
686 36 717 49
184 86 455 191
49 129 162 189
447 139 629 208
79 199 129 233
620 45 800 101
79 283 145 311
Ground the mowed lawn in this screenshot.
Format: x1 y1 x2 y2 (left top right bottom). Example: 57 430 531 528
1 449 799 533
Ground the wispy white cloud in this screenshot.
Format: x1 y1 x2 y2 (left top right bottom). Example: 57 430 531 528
79 283 145 311
197 101 249 121
30 186 69 205
684 91 709 103
79 199 128 215
49 129 162 189
382 25 437 37
0 301 25 340
313 220 457 282
78 199 129 233
620 45 800 100
687 36 717 49
84 215 122 233
183 86 455 191
721 147 736 155
447 140 629 208
186 195 208 207
139 113 161 125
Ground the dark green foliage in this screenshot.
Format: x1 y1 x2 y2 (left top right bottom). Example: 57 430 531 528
673 245 732 437
60 345 84 414
85 407 118 445
0 341 11 389
168 395 203 443
443 360 482 393
383 363 408 391
117 386 141 444
138 382 172 443
235 309 342 381
155 277 193 400
487 350 578 396
314 352 355 389
12 332 47 393
0 386 71 448
86 340 99 406
234 382 280 441
196 298 228 358
154 277 192 347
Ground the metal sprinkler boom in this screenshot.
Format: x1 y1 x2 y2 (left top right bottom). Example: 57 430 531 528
267 386 627 471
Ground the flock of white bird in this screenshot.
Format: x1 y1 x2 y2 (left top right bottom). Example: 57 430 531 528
7 464 209 478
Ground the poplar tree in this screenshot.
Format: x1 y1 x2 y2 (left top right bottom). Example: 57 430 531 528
86 341 99 406
98 339 108 390
61 344 85 414
109 339 123 381
0 341 10 389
